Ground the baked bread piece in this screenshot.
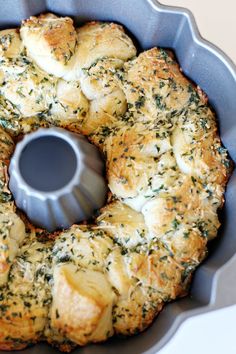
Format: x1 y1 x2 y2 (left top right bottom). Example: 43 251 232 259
105 47 228 207
66 21 137 143
20 13 78 77
0 231 53 350
0 29 23 59
0 13 231 352
49 79 90 130
0 61 56 117
64 21 137 81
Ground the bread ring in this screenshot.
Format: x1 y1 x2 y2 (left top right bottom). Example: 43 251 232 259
0 13 231 351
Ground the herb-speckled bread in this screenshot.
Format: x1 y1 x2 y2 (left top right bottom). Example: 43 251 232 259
0 13 231 351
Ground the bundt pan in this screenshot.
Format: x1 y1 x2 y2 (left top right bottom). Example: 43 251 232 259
1 0 236 353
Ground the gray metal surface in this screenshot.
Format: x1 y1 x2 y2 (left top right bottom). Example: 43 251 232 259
0 0 236 353
9 128 107 231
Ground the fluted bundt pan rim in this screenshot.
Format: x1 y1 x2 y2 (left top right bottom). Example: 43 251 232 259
0 0 235 353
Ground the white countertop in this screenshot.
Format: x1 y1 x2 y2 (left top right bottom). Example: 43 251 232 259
160 0 236 63
159 305 236 354
157 1 236 353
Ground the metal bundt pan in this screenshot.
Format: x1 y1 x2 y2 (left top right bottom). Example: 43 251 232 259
9 128 107 231
1 0 236 353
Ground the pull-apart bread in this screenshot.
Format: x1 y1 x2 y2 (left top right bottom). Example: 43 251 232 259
0 13 231 351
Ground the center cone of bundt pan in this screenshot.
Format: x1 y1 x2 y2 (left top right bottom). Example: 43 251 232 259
9 128 107 232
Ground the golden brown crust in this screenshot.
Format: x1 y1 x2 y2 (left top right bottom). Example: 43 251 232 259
21 14 77 61
118 47 193 121
51 264 115 345
0 343 28 351
20 13 77 77
74 21 137 69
